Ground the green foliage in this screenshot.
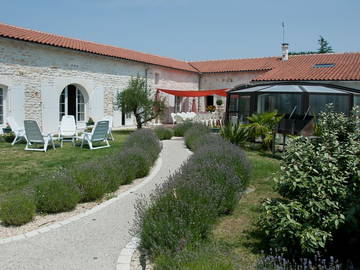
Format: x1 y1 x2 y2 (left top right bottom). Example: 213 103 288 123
117 76 166 129
258 106 360 256
0 193 36 225
318 36 334 53
134 128 249 259
174 121 194 137
71 162 107 202
220 123 249 146
289 51 317 55
245 112 282 149
154 126 174 140
1 132 15 143
184 123 211 150
154 243 233 270
35 174 80 213
216 99 223 106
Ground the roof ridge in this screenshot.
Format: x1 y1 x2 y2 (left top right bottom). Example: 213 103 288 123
0 22 190 64
288 52 360 57
189 55 279 63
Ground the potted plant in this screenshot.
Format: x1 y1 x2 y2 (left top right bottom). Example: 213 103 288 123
2 124 12 134
205 105 216 113
216 99 223 107
86 117 95 127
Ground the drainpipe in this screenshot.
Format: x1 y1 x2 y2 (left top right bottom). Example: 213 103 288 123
144 67 149 89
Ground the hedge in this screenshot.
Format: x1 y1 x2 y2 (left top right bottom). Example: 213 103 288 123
0 129 161 226
134 124 250 259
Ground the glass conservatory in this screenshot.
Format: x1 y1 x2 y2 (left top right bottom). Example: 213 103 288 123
226 82 360 134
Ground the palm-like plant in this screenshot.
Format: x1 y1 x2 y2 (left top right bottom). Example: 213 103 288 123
245 111 283 149
220 123 249 146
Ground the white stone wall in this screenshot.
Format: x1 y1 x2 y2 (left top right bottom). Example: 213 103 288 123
0 38 198 130
198 71 265 111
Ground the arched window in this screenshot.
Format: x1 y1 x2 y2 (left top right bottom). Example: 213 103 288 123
59 85 85 121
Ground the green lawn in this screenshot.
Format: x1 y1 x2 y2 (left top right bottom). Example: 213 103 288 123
211 150 280 269
0 130 132 197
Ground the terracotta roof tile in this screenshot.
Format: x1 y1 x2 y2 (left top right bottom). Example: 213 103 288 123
0 22 197 72
189 57 279 73
252 53 360 81
189 53 360 81
1 23 360 81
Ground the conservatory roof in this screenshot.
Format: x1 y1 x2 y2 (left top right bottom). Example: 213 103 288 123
229 83 360 95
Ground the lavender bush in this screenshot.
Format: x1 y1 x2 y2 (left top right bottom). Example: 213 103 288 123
35 172 80 213
0 192 36 225
0 129 162 226
173 121 194 137
154 126 173 140
256 250 356 270
184 123 211 150
134 126 250 258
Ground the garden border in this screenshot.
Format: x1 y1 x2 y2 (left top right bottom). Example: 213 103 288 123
0 153 163 245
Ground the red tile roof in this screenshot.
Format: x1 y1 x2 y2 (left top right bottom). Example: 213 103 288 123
189 57 278 73
190 53 360 81
0 22 197 72
252 53 360 81
0 22 360 81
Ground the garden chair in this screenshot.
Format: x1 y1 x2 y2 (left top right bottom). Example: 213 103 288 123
6 116 26 145
24 120 56 152
58 115 77 147
103 115 114 141
174 115 184 125
170 113 176 127
78 120 110 150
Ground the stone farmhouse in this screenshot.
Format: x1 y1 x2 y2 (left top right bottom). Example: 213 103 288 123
0 22 359 132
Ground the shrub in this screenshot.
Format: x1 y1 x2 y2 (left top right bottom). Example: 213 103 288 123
0 193 36 225
256 251 347 270
184 124 211 150
71 161 107 202
155 242 233 270
154 126 173 140
120 147 151 178
35 173 80 213
220 123 249 146
173 121 194 137
258 106 360 256
124 129 161 163
134 131 250 258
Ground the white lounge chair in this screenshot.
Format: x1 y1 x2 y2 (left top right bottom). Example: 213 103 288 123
24 120 56 152
6 116 26 146
103 115 114 141
78 120 110 150
59 115 77 147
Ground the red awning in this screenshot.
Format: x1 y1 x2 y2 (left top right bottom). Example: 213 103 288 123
157 88 228 97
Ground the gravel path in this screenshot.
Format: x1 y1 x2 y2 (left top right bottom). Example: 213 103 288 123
0 138 190 270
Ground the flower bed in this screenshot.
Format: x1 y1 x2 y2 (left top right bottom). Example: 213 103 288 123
0 129 161 226
134 124 250 264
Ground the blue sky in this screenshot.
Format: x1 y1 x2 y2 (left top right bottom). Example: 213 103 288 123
1 0 359 61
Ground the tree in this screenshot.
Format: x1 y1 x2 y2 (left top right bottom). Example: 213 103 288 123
318 35 334 53
117 76 165 129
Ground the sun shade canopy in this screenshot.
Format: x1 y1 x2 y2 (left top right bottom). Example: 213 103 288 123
157 88 228 97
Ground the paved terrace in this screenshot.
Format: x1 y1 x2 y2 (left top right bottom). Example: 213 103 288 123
0 138 190 270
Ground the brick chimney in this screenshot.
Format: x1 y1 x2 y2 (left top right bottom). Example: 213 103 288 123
281 43 289 61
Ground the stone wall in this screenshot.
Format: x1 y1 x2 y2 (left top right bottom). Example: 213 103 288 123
0 38 198 130
198 71 265 111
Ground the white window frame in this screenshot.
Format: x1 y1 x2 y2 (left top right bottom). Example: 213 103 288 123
59 86 86 122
